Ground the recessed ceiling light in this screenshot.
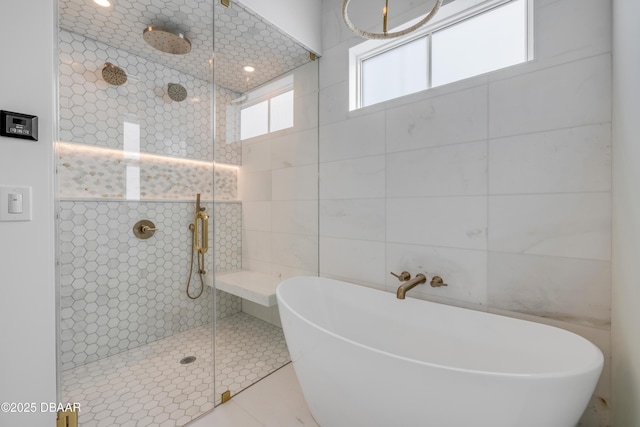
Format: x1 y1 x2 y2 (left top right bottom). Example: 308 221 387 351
243 66 255 73
94 0 112 7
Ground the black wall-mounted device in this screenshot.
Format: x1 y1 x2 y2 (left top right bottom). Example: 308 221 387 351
1 110 38 141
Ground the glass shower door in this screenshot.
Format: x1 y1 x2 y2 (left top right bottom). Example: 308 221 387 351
56 0 216 425
211 0 319 404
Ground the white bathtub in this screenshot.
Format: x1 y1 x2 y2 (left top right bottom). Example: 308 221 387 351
277 276 603 427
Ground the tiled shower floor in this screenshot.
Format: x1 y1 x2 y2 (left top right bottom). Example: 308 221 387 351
61 312 290 427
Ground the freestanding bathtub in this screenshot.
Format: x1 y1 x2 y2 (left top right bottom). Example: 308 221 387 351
277 276 603 427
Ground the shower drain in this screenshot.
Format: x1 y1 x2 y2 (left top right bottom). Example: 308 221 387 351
180 356 197 365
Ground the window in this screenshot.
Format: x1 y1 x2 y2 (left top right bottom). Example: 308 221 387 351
239 75 294 140
350 0 532 110
240 101 269 140
269 90 294 132
362 37 428 107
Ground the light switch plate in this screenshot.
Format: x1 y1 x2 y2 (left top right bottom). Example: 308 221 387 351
0 186 32 221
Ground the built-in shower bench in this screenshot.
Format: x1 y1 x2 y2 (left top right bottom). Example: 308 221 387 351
214 270 281 307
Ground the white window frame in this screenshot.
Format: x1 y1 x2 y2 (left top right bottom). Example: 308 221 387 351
349 0 534 111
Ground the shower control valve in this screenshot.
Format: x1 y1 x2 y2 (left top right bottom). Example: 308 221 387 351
133 219 158 239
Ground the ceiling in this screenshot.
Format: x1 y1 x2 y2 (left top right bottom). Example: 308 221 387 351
59 0 312 93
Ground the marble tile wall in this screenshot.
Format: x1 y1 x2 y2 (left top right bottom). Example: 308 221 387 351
238 62 319 280
59 200 243 371
58 30 239 202
59 30 212 160
58 30 244 370
57 142 237 201
318 0 612 425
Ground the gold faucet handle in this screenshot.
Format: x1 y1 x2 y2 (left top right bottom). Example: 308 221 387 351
430 276 447 287
390 271 411 281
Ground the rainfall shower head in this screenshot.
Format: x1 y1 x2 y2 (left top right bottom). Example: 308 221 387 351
167 83 188 102
102 62 127 85
143 26 192 55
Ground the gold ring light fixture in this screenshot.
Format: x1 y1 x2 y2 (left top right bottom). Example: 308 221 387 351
342 0 443 40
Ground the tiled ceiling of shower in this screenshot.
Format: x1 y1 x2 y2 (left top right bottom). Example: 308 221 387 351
59 0 312 93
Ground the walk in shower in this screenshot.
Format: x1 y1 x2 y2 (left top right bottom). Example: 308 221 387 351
56 0 318 425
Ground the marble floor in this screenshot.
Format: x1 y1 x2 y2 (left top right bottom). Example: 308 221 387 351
61 312 290 426
188 364 319 427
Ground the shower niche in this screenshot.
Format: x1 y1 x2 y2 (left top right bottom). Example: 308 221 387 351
56 0 318 425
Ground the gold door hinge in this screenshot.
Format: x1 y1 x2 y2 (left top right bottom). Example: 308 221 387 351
220 0 230 7
57 409 78 427
310 52 317 61
221 390 231 403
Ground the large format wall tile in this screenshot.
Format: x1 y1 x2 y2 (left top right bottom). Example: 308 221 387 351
387 141 487 198
272 201 318 236
385 243 488 307
242 230 272 264
272 233 319 272
387 197 488 250
385 85 488 153
489 124 611 194
320 156 386 200
535 0 612 62
320 237 386 288
488 252 611 327
272 165 318 201
242 141 272 172
319 111 386 162
320 198 386 241
488 193 611 261
239 171 272 201
489 54 611 138
271 129 318 170
242 201 272 232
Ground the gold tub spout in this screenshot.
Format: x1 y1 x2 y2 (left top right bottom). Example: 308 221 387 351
396 273 426 299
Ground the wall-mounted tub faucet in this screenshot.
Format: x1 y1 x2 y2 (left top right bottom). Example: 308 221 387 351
391 271 426 299
391 271 448 299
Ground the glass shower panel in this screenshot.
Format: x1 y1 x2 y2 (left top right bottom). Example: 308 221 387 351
212 0 319 403
57 0 215 425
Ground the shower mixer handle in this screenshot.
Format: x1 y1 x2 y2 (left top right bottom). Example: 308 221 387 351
133 220 158 239
390 271 411 281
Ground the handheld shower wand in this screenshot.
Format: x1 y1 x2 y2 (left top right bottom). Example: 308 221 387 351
186 193 208 299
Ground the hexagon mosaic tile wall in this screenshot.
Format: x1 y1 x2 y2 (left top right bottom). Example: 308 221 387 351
59 0 313 92
59 30 213 161
59 200 242 371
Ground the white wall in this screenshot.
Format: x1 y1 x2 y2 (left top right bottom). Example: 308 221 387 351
238 0 322 55
612 0 640 425
0 1 58 426
319 0 612 424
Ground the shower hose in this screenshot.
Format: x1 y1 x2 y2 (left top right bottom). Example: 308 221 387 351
186 223 205 299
